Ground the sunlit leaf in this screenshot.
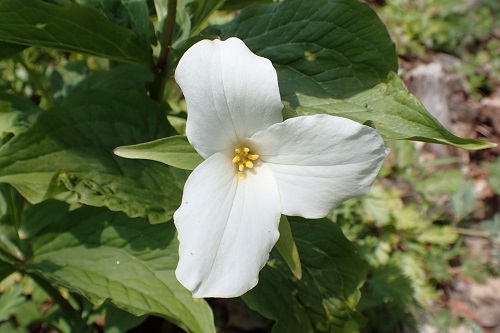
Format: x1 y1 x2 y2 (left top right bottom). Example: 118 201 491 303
217 0 494 150
24 201 215 333
0 90 182 223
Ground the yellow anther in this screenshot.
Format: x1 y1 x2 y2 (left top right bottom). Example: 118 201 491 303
232 145 259 177
247 154 259 161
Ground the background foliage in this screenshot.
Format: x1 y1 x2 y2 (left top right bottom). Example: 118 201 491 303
0 0 498 332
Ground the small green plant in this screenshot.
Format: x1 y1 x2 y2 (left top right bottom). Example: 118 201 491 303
331 141 496 332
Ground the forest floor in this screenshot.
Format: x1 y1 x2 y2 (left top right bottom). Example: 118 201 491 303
401 54 500 333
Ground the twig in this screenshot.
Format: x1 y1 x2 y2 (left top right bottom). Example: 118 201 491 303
150 0 177 102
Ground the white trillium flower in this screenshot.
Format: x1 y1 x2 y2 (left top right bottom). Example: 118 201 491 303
174 37 388 298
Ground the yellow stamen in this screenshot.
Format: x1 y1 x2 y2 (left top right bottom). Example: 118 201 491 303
231 145 259 178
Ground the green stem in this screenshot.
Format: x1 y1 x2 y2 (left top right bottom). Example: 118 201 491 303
150 0 178 102
0 184 23 240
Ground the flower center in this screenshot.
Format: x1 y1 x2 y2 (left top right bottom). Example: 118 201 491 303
231 146 259 178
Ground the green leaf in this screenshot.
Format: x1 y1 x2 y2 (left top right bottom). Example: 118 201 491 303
0 0 151 64
104 304 147 333
58 63 154 98
217 0 494 150
0 42 26 59
0 286 25 322
221 0 273 11
121 0 152 48
243 217 365 333
416 168 465 196
0 261 15 282
115 135 203 170
417 226 458 245
188 0 226 35
24 202 215 333
0 90 183 223
484 157 500 195
275 215 301 279
172 0 226 49
451 181 478 222
218 0 398 98
0 92 40 137
297 74 494 150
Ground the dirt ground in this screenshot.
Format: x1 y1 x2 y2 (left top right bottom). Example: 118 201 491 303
403 54 500 333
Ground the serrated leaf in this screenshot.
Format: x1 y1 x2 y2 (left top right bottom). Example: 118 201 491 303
0 90 183 223
243 217 365 333
23 202 215 333
362 184 402 226
417 226 458 245
416 168 465 196
451 182 478 222
114 135 203 170
0 0 151 64
0 285 25 322
216 0 494 150
275 215 301 280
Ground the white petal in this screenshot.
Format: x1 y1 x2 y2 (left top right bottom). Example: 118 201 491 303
249 114 388 218
174 153 281 298
175 38 283 158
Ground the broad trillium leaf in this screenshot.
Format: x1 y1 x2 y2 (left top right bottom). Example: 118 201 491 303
243 217 366 333
169 37 388 298
0 90 183 223
216 0 494 150
23 201 215 333
0 0 151 64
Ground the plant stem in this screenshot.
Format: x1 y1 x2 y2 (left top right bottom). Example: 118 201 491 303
150 0 177 102
454 227 490 239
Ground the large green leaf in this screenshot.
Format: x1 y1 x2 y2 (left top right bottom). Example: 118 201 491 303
0 42 26 59
218 0 397 98
297 73 494 149
0 90 183 223
23 201 215 333
217 0 494 150
243 217 365 333
77 0 152 49
78 63 153 91
0 0 151 64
